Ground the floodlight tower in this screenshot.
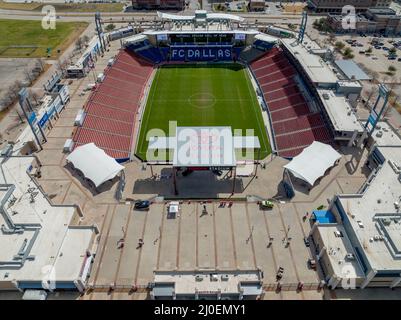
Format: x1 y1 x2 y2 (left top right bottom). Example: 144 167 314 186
297 11 308 44
95 12 106 54
357 83 390 147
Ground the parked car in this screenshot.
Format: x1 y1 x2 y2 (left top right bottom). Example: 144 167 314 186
259 200 274 210
388 56 397 60
372 56 378 60
167 201 180 219
134 200 150 211
357 43 364 47
308 258 317 270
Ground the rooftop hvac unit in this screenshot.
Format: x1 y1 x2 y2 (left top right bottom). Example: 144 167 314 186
195 275 203 282
221 275 229 281
210 274 219 282
63 139 74 153
97 73 105 83
74 110 85 126
345 253 355 260
323 93 330 100
376 131 383 138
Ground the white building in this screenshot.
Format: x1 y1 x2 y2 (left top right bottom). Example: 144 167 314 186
311 121 401 289
0 155 98 292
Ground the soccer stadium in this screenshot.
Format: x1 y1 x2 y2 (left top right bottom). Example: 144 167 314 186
10 8 401 299
72 10 333 169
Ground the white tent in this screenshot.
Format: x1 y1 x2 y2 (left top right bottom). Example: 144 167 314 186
283 141 341 186
66 143 125 188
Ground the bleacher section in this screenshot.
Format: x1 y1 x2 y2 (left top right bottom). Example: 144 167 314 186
73 50 153 160
250 47 332 158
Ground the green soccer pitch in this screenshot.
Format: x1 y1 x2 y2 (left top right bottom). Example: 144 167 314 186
136 64 271 161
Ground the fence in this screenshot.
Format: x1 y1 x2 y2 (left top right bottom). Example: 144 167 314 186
263 282 322 291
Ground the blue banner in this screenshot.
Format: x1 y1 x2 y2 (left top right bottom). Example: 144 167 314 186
28 112 36 125
39 112 49 128
170 46 233 61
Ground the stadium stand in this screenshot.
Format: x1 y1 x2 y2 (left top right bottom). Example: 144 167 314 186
73 50 153 161
250 47 333 158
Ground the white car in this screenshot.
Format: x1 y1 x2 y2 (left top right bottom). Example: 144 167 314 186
167 201 180 219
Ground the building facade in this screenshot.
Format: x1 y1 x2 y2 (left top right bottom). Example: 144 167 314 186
310 121 401 289
327 8 401 35
131 0 185 9
308 0 391 13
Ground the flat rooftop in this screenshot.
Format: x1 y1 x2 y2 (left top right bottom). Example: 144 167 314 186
0 156 95 285
370 121 401 147
337 122 401 271
281 37 338 85
153 270 262 295
334 60 371 81
316 89 363 133
315 224 365 280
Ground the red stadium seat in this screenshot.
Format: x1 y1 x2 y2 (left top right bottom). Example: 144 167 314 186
73 50 153 160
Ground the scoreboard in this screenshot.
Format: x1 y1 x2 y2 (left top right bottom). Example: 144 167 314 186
170 33 234 43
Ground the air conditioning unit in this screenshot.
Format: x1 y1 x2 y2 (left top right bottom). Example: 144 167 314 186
195 275 203 282
210 274 219 282
345 253 355 260
63 139 74 153
221 275 229 281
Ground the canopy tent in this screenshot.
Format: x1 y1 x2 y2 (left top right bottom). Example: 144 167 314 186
66 143 124 188
283 141 341 186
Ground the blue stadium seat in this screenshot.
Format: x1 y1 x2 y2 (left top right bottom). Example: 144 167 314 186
169 45 234 62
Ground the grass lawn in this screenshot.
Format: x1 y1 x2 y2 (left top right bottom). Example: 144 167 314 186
136 64 271 161
0 19 88 58
0 0 41 10
40 3 124 12
0 1 124 12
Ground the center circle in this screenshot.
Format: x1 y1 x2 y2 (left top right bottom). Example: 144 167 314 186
188 92 216 109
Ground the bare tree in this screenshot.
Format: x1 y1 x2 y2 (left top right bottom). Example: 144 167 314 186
8 80 23 100
28 89 41 107
75 37 85 51
35 58 44 72
81 35 90 44
24 68 34 84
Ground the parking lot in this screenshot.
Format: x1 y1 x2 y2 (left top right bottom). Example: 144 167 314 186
306 26 401 82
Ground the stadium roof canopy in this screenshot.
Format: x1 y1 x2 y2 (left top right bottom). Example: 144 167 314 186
148 126 260 167
283 141 341 186
66 143 124 187
254 33 280 43
334 59 371 81
157 11 244 22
